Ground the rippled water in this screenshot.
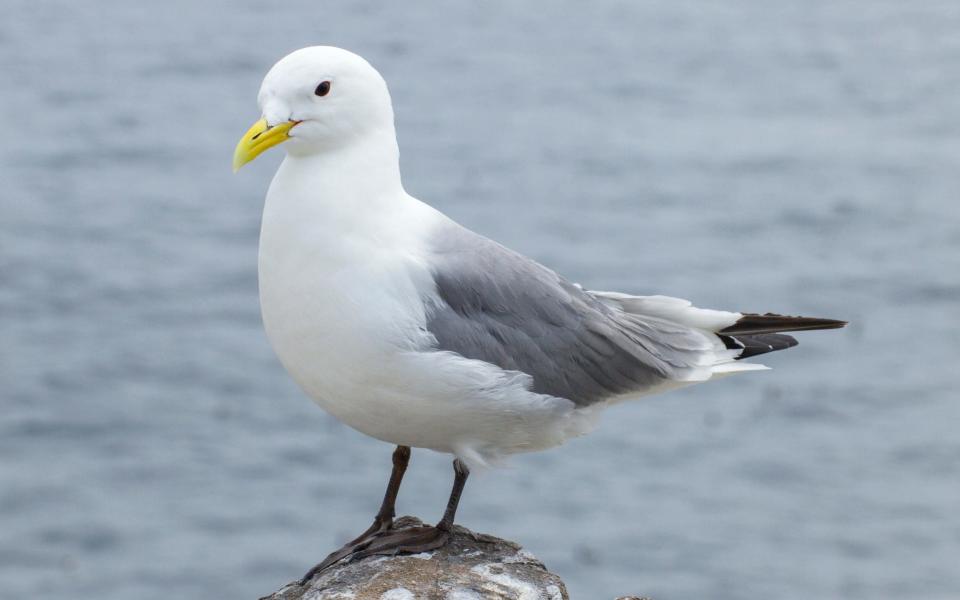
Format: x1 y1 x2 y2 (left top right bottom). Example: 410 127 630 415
2 1 959 599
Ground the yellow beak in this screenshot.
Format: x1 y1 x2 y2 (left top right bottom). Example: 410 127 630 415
232 118 299 172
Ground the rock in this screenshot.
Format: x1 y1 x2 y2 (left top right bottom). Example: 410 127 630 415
261 516 570 600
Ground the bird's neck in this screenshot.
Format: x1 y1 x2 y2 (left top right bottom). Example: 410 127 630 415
280 128 403 201
262 128 441 257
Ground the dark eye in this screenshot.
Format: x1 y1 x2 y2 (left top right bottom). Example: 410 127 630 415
315 81 331 97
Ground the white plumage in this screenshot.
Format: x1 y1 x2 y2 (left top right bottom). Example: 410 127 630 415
249 47 785 469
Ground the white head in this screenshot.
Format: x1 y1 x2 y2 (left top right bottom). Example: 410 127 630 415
233 46 395 170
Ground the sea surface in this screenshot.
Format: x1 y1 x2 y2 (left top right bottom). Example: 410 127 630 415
2 2 958 599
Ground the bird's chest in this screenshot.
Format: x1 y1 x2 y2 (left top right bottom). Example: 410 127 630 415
257 206 434 409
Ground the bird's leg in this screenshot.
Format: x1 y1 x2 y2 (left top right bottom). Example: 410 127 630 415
352 445 411 540
351 458 470 560
299 445 411 584
437 458 469 532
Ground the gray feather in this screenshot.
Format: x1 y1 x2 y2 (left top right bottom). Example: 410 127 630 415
423 222 711 407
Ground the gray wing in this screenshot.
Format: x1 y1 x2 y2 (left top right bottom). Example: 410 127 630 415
423 222 714 407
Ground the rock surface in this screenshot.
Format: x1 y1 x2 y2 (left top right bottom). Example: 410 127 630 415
261 516 569 600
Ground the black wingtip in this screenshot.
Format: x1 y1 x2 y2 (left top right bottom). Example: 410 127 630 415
720 313 848 336
721 332 800 359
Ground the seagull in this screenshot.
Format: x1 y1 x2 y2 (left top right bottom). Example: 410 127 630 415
233 46 846 582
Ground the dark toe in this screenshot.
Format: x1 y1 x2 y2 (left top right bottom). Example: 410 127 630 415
353 525 450 560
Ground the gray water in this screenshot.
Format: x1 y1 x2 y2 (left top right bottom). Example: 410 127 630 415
2 2 958 599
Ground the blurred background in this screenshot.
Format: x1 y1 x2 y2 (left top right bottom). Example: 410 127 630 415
2 1 958 598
